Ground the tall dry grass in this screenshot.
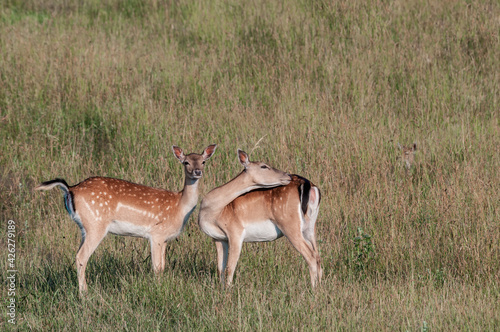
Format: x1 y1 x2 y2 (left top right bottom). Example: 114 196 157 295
1 0 499 330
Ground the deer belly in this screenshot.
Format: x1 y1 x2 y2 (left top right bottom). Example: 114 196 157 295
200 222 227 241
108 220 151 238
243 220 283 242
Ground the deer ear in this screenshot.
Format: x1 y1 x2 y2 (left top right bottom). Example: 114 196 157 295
237 149 250 168
203 144 217 160
172 146 185 162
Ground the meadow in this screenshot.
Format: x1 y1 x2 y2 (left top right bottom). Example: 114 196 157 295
1 0 499 330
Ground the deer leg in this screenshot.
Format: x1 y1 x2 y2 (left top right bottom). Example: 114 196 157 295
287 234 319 287
302 189 322 284
225 234 244 287
277 212 319 288
302 197 323 283
215 240 228 285
75 227 107 295
158 241 168 273
150 238 165 274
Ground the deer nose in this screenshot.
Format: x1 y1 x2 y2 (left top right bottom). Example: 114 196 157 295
194 169 202 177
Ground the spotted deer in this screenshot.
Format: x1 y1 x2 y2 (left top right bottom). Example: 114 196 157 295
399 142 417 170
198 149 322 288
35 144 217 294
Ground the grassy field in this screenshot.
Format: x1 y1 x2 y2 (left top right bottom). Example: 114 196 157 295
1 0 499 330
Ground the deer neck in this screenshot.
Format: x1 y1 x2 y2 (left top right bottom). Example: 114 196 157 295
200 171 257 217
179 176 200 216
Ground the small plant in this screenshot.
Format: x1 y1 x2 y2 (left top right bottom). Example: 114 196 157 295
430 268 447 287
421 320 429 332
353 227 375 274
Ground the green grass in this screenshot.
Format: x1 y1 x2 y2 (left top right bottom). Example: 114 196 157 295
1 0 499 330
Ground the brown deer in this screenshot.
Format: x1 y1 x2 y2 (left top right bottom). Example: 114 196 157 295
198 149 322 288
399 142 417 170
35 144 217 294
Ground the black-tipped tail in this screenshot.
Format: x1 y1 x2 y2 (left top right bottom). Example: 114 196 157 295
35 178 70 192
35 178 76 218
299 179 311 215
293 175 321 216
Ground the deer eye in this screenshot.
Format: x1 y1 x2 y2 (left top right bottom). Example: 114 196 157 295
261 165 269 169
202 161 206 165
183 161 190 166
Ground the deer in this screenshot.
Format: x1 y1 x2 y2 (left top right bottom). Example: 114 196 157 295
34 144 217 294
198 149 322 288
398 142 417 170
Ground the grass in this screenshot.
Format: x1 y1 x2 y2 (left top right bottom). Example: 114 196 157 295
1 0 499 330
